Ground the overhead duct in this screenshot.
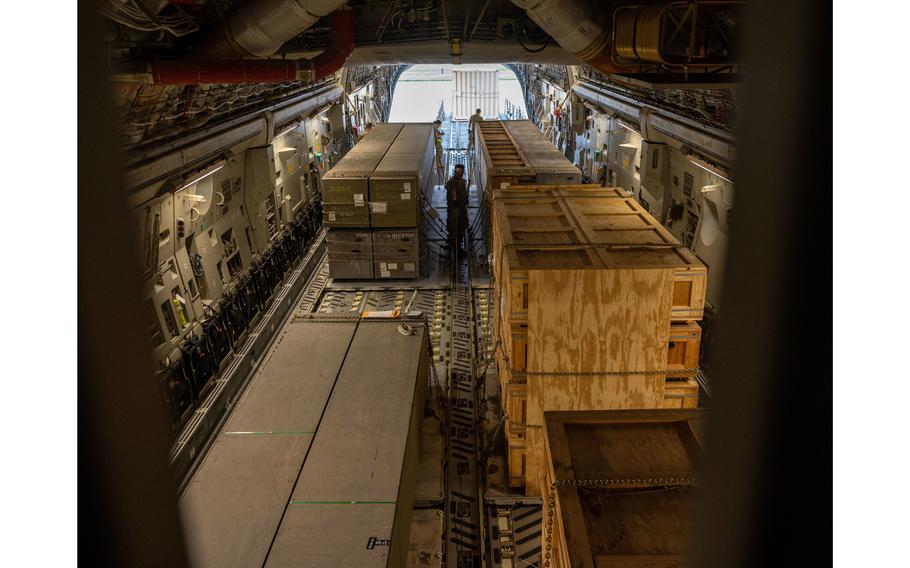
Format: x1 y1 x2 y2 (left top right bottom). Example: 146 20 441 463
115 9 355 85
510 0 635 74
202 0 347 58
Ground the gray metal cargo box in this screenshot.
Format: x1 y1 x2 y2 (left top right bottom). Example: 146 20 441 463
181 316 428 568
369 154 424 228
179 321 360 568
327 229 374 279
373 229 420 279
267 317 428 567
322 153 385 227
350 123 405 154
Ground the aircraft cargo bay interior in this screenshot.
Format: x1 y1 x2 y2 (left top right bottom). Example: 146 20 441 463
27 1 853 566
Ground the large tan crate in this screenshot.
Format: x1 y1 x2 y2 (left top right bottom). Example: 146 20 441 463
558 189 708 320
540 409 705 568
491 186 707 494
322 153 385 227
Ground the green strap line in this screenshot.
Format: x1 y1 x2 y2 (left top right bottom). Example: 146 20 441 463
223 431 315 435
290 500 396 505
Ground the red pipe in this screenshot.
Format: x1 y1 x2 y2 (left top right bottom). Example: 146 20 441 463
312 9 355 80
137 9 354 85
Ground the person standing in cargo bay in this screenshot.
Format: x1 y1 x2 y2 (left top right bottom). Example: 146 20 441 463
446 164 469 257
468 108 483 151
433 119 445 172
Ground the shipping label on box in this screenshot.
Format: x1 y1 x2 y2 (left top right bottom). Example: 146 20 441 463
354 193 365 207
388 263 398 270
403 182 411 191
328 212 336 221
371 202 388 213
401 193 411 200
404 262 415 271
380 270 391 278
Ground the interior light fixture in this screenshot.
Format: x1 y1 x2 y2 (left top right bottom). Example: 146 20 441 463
178 163 225 191
274 124 300 139
615 120 640 134
687 156 733 184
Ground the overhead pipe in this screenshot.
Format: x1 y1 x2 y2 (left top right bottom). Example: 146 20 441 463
201 0 347 58
115 9 355 85
510 0 636 74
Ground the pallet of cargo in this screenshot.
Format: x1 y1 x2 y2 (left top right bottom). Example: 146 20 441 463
326 229 374 279
540 409 705 568
373 229 421 279
473 120 535 201
268 318 428 567
369 123 435 229
503 120 583 185
490 186 707 494
180 316 428 568
322 123 403 228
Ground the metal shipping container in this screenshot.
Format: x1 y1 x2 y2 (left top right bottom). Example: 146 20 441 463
453 69 500 119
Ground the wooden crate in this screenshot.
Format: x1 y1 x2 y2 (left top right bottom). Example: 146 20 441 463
667 321 701 378
522 267 676 495
474 120 536 202
559 190 707 321
663 378 699 409
502 381 527 439
490 187 708 494
507 440 528 489
541 409 705 568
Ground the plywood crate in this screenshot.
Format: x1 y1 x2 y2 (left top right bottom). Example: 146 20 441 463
541 409 705 568
490 184 611 206
507 439 528 489
502 381 527 439
662 378 699 409
490 188 708 494
491 195 598 326
505 321 705 494
522 266 677 495
667 321 701 378
559 190 708 321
